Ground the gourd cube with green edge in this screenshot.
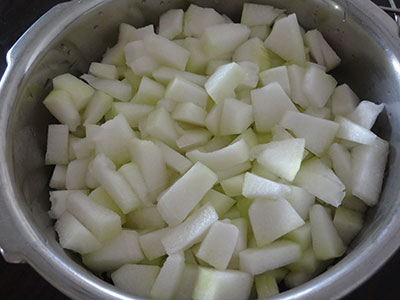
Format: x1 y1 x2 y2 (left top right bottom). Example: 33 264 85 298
66 191 121 242
232 38 271 71
294 157 345 207
199 136 234 152
303 65 337 108
49 165 67 190
196 221 239 270
172 102 207 127
255 273 279 299
82 91 113 126
200 189 236 217
347 100 384 129
279 111 339 156
236 196 254 220
287 64 309 107
131 76 165 105
65 158 90 190
251 161 279 181
55 212 101 254
251 82 298 133
237 61 259 89
43 90 81 131
82 230 144 272
205 62 246 104
328 143 353 191
186 139 249 172
81 74 132 102
192 267 253 300
241 3 284 26
284 271 316 289
176 129 212 151
264 14 306 65
89 154 141 214
130 139 168 201
253 138 305 182
102 42 126 67
341 195 367 213
111 264 160 298
286 186 315 220
53 73 95 110
220 173 245 197
165 76 208 109
157 162 217 226
175 264 199 300
215 161 252 182
89 186 126 224
126 206 166 230
330 84 359 116
242 172 291 200
144 34 190 71
49 190 89 219
156 97 178 113
239 240 302 275
221 206 241 219
145 107 179 149
204 103 222 135
219 98 253 136
150 252 185 300
85 164 100 189
183 4 226 38
206 59 230 75
250 25 271 39
271 124 294 141
259 66 291 96
285 222 312 250
89 62 118 80
139 227 171 260
123 24 155 44
304 29 341 72
304 106 331 120
310 204 347 260
333 206 364 244
124 40 159 76
45 124 69 165
93 114 136 165
161 205 218 255
229 217 248 268
159 9 184 40
152 66 207 86
118 162 149 206
249 198 304 247
335 115 378 145
232 128 258 150
201 23 251 58
184 37 210 74
287 247 319 273
351 137 389 206
113 102 153 128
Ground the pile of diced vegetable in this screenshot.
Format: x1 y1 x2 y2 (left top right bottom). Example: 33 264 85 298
43 2 389 299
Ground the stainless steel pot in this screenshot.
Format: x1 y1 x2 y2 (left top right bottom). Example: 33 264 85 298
0 0 399 299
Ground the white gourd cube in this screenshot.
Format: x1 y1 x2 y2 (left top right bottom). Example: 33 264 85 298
294 157 345 207
82 230 144 272
251 82 298 132
206 59 231 75
175 264 199 300
255 273 279 298
237 61 259 89
205 62 246 104
113 103 153 128
328 143 353 191
309 204 347 260
232 38 271 71
241 3 284 26
45 124 69 165
249 198 304 247
287 64 309 107
184 37 210 74
159 9 184 40
65 158 90 190
341 195 367 213
304 106 331 119
165 76 208 109
152 67 207 86
172 102 207 126
193 267 253 300
250 25 271 40
176 129 212 151
351 137 389 206
55 212 101 254
157 162 217 226
251 161 279 181
285 222 312 250
330 84 359 116
66 192 121 242
204 103 223 136
139 227 171 260
111 264 160 298
81 74 131 102
68 134 80 161
145 107 179 149
53 73 95 110
196 221 239 270
118 162 149 206
215 161 252 182
49 165 67 189
126 206 166 230
200 189 236 217
220 98 253 135
265 14 306 65
130 139 168 200
347 100 384 129
89 154 141 214
183 4 226 38
83 91 113 126
201 23 251 58
102 42 126 67
131 76 165 105
286 186 315 221
156 97 177 113
153 140 193 175
242 172 291 199
124 40 160 76
259 66 291 96
72 137 94 160
333 207 364 244
89 186 126 224
335 116 377 145
89 62 118 80
49 190 89 219
280 111 339 156
150 252 185 300
303 65 337 108
239 240 302 275
287 247 319 273
161 205 218 255
186 139 249 171
124 24 155 43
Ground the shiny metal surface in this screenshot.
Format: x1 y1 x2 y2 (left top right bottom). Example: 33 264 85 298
0 0 399 299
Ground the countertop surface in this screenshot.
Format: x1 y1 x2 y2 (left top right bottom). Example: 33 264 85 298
1 0 400 299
